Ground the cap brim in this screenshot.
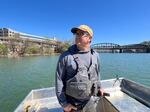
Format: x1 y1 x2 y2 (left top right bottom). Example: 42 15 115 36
71 27 83 34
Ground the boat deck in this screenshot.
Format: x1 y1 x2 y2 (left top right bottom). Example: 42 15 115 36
30 97 63 112
15 78 150 112
105 90 150 112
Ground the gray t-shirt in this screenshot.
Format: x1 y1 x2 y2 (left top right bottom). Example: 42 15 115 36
55 44 101 107
76 50 91 68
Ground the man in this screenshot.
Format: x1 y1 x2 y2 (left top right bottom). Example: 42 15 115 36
55 25 103 112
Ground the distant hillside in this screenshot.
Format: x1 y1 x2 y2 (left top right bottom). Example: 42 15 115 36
140 41 150 46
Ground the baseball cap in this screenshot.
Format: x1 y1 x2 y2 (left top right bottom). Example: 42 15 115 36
71 25 93 37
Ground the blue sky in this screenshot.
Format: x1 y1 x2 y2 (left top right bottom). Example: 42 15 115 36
0 0 150 45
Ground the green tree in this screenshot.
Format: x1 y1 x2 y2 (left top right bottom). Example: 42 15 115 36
56 42 70 53
0 44 8 55
141 41 150 47
25 46 40 54
19 40 29 56
44 47 54 54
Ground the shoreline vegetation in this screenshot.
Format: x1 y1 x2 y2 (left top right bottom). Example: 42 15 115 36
0 39 150 58
0 41 70 58
0 53 60 58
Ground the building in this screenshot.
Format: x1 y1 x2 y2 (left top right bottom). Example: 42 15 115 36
0 28 57 41
0 28 19 38
0 28 60 56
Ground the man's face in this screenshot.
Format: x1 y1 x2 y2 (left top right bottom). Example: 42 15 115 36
74 30 91 47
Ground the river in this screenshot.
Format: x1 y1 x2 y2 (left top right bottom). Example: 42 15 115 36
0 53 150 112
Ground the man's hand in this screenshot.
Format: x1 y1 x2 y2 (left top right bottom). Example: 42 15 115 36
98 88 104 96
63 104 77 112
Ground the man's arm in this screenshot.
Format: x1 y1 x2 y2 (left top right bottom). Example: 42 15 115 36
96 53 104 96
96 52 101 88
55 53 77 112
55 54 68 107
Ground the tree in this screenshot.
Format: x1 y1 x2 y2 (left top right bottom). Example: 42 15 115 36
19 40 29 56
56 42 70 53
0 44 8 55
25 46 40 54
141 41 150 46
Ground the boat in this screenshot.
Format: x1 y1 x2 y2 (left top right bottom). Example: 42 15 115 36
14 78 150 112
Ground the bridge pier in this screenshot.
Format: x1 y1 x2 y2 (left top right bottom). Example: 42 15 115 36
146 48 150 53
119 49 122 53
112 50 114 53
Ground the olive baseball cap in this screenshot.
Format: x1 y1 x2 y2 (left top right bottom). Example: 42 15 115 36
71 25 93 37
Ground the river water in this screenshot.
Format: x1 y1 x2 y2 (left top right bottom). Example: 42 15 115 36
0 53 150 112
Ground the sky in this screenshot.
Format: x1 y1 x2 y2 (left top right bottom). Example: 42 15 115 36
0 0 150 45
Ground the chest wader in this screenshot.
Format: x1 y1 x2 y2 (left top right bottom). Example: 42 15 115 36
65 50 99 100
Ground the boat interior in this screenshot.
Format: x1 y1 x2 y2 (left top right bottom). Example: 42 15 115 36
15 78 150 112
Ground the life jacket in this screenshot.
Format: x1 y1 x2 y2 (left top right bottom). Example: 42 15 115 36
65 49 99 100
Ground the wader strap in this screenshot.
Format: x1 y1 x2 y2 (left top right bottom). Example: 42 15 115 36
72 54 86 69
72 50 93 80
72 49 94 70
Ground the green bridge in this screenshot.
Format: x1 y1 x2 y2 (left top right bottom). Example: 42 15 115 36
91 43 150 53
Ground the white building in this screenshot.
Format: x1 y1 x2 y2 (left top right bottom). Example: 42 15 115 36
0 28 57 42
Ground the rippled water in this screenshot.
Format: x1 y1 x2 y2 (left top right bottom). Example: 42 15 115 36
100 53 150 86
0 53 150 112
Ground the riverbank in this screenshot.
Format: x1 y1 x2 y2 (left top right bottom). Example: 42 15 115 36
0 53 60 58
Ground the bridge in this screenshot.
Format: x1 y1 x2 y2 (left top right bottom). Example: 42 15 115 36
91 43 150 53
